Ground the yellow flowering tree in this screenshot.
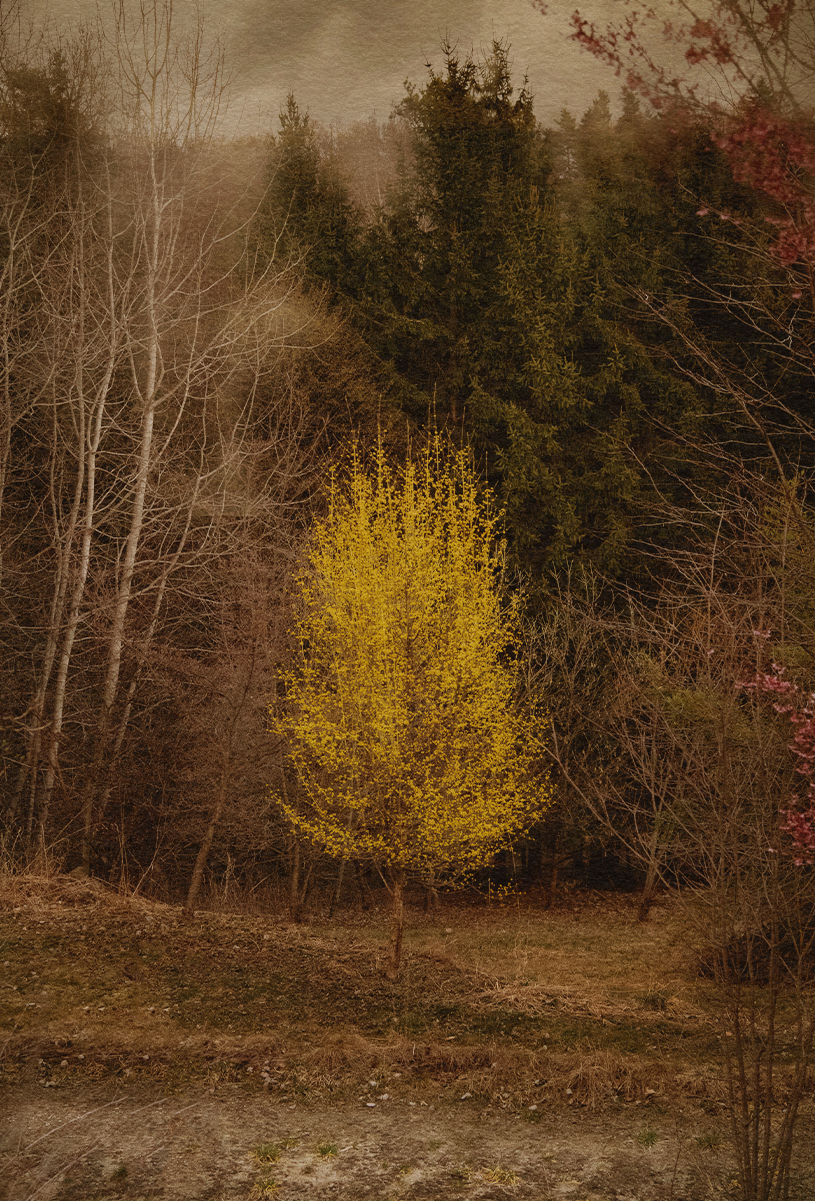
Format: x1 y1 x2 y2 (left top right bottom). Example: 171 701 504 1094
275 442 549 977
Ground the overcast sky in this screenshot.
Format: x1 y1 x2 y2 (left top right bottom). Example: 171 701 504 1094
14 0 657 133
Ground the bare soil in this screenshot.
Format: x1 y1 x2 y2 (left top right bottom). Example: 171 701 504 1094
3 1080 723 1201
1 874 811 1199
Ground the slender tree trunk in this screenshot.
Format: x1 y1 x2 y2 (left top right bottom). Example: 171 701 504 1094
289 833 301 921
355 860 372 911
0 192 55 789
23 179 118 844
300 859 315 912
39 209 117 841
386 869 405 981
94 503 197 828
80 157 161 869
637 800 665 921
288 838 314 921
329 807 360 918
423 869 439 913
0 167 41 590
637 850 660 922
280 774 307 922
183 652 257 916
329 855 348 919
542 827 560 910
81 389 156 867
41 371 112 841
183 774 227 919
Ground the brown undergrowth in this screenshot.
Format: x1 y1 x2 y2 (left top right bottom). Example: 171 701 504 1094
0 870 737 1117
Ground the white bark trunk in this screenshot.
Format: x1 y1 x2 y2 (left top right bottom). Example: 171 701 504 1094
38 193 119 839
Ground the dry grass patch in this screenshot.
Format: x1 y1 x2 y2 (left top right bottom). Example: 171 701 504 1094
563 1049 660 1106
299 1029 676 1110
453 1162 521 1189
401 897 691 1001
319 892 692 994
1 872 730 1113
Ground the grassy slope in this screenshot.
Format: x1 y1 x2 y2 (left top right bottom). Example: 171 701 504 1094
0 873 729 1117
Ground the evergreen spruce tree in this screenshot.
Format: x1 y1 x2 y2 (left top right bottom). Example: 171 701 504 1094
259 93 360 291
354 39 548 427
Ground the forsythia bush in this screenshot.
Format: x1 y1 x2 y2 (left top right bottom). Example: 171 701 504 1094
275 441 549 892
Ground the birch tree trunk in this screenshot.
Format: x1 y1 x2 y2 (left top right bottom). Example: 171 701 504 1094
75 0 286 865
1 2 316 873
39 182 119 840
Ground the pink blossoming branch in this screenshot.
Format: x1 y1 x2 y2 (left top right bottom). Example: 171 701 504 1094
740 640 815 865
560 0 814 291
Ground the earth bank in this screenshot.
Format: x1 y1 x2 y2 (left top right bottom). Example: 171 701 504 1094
1 875 804 1198
3 1081 722 1201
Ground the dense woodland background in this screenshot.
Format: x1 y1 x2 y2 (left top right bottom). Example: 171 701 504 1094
1 0 814 919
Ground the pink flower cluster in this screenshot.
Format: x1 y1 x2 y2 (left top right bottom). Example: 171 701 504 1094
568 2 813 272
740 656 815 865
714 108 815 267
685 19 734 67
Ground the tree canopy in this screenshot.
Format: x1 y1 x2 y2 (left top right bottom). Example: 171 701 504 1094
275 441 549 975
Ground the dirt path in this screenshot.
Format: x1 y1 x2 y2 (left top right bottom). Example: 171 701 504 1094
1 881 753 1198
2 1082 718 1201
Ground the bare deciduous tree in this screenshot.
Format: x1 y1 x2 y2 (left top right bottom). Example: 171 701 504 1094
0 1 324 875
540 473 815 1201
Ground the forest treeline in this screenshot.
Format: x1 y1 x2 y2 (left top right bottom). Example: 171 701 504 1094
1 1 813 920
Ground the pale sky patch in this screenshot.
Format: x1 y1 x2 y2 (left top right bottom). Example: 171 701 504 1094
12 0 718 134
